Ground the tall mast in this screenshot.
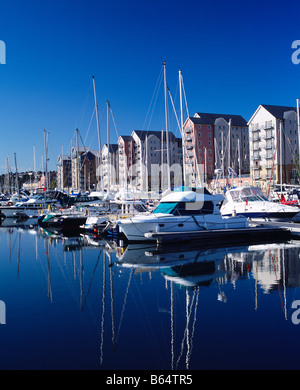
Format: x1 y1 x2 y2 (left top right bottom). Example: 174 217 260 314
14 153 19 199
280 120 283 192
76 128 80 191
145 134 148 195
179 68 185 187
297 99 300 159
92 76 104 194
107 100 110 194
70 138 73 193
43 129 48 192
33 144 36 186
161 128 164 191
163 61 171 190
238 138 241 185
6 155 10 195
228 118 231 170
61 144 64 191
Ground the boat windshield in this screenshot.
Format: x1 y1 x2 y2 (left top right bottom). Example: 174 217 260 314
153 202 178 214
152 201 214 215
230 187 269 202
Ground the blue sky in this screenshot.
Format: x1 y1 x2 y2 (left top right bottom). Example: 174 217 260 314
0 0 300 173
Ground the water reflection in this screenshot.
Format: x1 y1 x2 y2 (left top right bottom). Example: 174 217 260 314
1 219 300 369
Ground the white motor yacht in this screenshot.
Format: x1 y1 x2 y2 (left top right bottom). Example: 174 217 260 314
0 194 61 219
116 187 249 242
220 186 300 221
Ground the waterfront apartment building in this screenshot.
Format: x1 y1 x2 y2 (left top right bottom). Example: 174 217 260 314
57 155 72 191
70 146 100 192
118 135 135 189
130 130 182 193
101 144 119 191
184 113 249 185
248 104 299 188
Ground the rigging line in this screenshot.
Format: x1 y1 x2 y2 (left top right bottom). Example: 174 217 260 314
78 129 91 174
187 288 199 367
84 106 96 145
175 290 197 369
142 66 164 132
82 250 102 308
110 107 119 139
75 81 93 129
181 74 190 119
168 87 197 184
115 268 133 342
100 251 106 366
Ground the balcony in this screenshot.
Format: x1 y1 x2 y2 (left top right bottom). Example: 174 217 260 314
264 134 274 140
185 127 192 133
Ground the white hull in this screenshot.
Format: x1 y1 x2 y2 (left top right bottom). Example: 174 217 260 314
117 213 248 241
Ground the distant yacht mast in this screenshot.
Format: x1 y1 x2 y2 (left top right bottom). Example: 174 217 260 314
163 61 171 191
92 76 104 194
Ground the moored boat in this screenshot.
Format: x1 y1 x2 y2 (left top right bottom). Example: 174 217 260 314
220 186 300 221
116 187 249 242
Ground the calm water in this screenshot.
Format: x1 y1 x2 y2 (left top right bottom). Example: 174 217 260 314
1 220 300 370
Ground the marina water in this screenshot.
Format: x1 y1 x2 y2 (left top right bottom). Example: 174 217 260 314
1 224 300 370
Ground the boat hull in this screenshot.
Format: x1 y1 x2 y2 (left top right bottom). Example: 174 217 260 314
117 214 249 242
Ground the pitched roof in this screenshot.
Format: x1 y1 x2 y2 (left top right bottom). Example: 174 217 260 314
261 104 296 119
119 135 133 142
103 144 118 153
190 113 248 127
132 130 178 142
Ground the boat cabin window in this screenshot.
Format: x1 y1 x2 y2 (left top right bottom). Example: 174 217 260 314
134 204 147 212
153 201 214 215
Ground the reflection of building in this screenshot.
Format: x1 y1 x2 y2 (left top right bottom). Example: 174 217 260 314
224 243 300 295
248 104 299 188
102 144 119 191
57 155 72 191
